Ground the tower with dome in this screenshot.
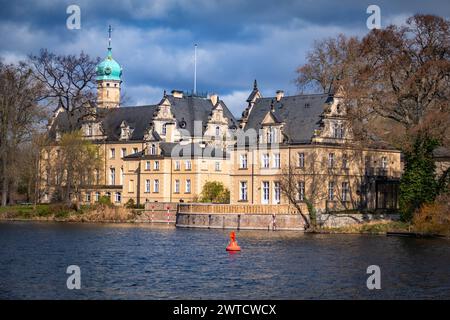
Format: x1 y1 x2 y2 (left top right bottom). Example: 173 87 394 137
96 25 122 109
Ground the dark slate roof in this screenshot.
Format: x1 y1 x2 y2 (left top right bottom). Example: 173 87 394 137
166 95 236 136
48 94 237 141
244 93 332 144
99 105 158 141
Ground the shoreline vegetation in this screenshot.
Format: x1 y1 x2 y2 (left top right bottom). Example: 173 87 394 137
1 204 448 238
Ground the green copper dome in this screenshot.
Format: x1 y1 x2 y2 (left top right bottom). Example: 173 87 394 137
96 48 122 81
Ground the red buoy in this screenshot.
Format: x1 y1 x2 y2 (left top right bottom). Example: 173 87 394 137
226 231 241 251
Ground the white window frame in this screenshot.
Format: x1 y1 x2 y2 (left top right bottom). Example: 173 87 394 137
298 153 305 168
262 181 270 204
328 181 335 201
145 179 151 193
110 168 115 185
175 160 181 171
240 154 248 169
154 160 160 170
110 148 115 159
154 179 159 193
115 192 121 203
185 160 192 170
273 153 280 168
262 153 269 168
328 153 335 168
239 181 248 201
145 161 151 170
215 161 221 171
185 179 191 193
273 181 281 204
174 180 180 193
342 182 349 202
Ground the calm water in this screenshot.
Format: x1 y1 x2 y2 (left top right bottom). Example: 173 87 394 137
0 221 449 299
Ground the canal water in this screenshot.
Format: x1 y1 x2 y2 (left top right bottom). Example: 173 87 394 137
0 222 449 299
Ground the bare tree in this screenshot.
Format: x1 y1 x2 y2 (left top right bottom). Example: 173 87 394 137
29 49 100 130
0 61 46 206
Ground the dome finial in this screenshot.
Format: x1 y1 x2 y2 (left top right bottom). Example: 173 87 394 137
108 25 112 50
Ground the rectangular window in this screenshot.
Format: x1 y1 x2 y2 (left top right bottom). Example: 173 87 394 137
154 179 159 193
154 160 160 170
85 193 91 202
342 154 349 169
381 156 388 169
174 180 180 193
262 181 270 204
95 192 100 202
274 181 281 204
95 169 100 184
328 181 335 201
328 153 335 168
145 179 151 193
342 182 349 202
110 168 115 185
120 167 123 185
185 160 192 170
273 153 280 168
239 154 248 169
133 148 138 154
215 161 221 171
298 153 305 168
262 153 269 168
115 192 121 203
145 161 151 170
110 148 115 159
239 181 248 201
175 160 181 171
121 148 127 158
185 179 191 193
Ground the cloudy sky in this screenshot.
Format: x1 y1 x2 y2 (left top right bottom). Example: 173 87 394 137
1 0 449 115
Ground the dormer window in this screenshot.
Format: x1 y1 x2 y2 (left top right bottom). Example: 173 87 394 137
267 127 277 144
162 123 167 135
215 126 221 137
333 122 344 139
120 121 133 140
149 144 156 155
87 124 93 136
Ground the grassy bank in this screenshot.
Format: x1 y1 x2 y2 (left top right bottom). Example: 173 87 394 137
320 220 412 235
0 203 136 222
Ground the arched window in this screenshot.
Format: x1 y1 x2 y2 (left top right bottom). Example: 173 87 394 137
215 126 220 137
87 124 93 136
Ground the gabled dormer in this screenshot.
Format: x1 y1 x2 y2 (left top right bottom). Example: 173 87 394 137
204 96 231 143
241 79 262 128
119 120 134 141
153 92 178 142
259 100 285 144
312 88 352 144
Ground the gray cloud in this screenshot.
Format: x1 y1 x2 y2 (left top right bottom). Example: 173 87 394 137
0 0 448 115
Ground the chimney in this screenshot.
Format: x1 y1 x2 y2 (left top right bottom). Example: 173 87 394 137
276 90 284 102
210 93 218 106
171 90 184 98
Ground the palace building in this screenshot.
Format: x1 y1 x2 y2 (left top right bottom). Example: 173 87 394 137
40 38 402 213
